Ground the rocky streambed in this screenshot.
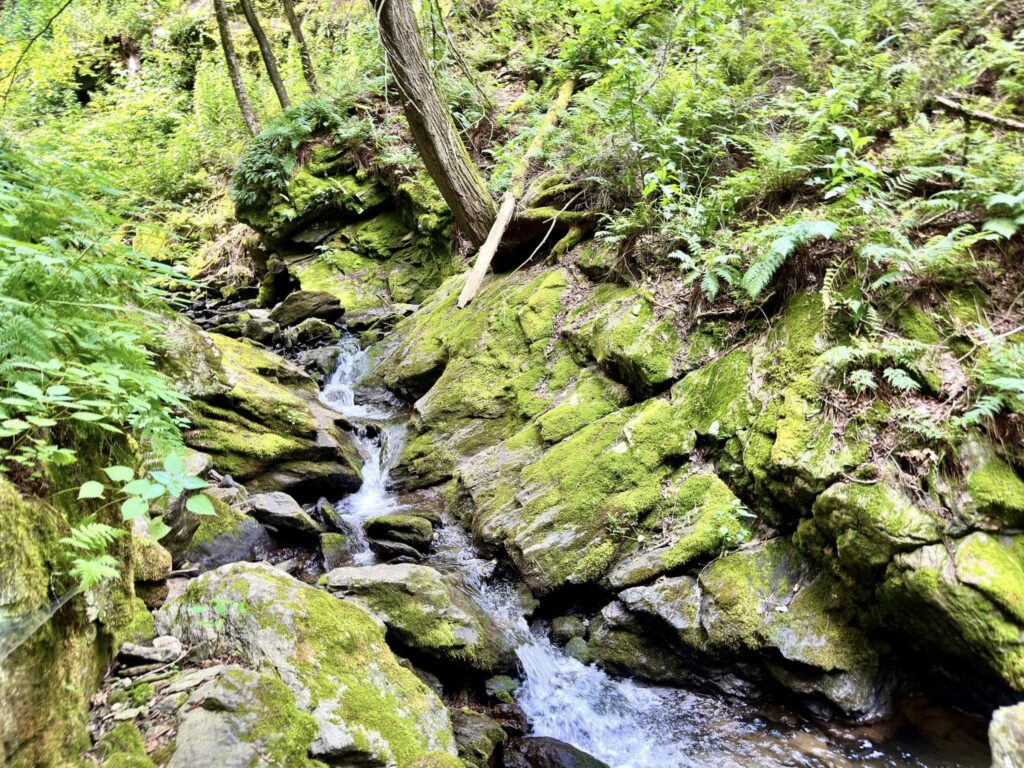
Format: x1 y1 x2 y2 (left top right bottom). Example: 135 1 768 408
82 298 1004 768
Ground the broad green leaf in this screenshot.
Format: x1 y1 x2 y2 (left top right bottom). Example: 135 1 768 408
182 476 209 491
25 416 57 427
185 494 215 516
103 465 135 483
163 453 184 476
982 218 1018 239
121 496 149 520
70 412 105 422
148 516 172 541
78 481 105 500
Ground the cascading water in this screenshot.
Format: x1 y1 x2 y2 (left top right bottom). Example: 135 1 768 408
319 335 987 768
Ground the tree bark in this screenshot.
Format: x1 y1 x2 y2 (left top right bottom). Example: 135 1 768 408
239 0 291 110
281 0 318 94
370 0 496 246
213 0 261 136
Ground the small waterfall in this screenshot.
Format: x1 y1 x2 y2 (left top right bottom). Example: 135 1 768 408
319 335 408 564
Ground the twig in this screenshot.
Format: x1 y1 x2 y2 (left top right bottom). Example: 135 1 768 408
933 95 1024 132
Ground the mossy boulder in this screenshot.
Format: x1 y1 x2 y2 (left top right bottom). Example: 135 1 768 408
0 480 128 765
451 707 506 768
237 164 388 246
268 290 343 328
155 314 230 399
585 600 689 685
811 480 942 575
132 534 172 583
97 722 157 768
322 564 514 675
184 334 361 496
168 665 323 768
618 540 887 720
964 451 1024 528
182 494 273 572
877 533 1024 693
365 514 434 552
607 471 752 588
157 562 456 765
564 284 680 396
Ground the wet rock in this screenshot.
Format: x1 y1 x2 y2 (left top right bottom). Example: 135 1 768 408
168 665 321 768
989 702 1024 768
323 563 515 675
586 600 689 685
564 637 590 663
268 290 344 328
365 514 434 552
320 532 353 569
452 707 507 768
295 345 342 383
550 616 586 645
504 736 611 768
244 491 324 538
485 675 520 705
370 538 425 562
157 562 457 765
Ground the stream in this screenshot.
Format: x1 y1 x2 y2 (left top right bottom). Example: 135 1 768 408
316 334 990 768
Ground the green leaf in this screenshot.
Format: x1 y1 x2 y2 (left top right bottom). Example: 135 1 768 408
122 478 165 499
103 465 135 483
2 418 30 432
25 416 57 427
163 453 184 476
70 412 105 422
182 476 209 491
77 481 105 500
185 494 215 516
982 218 1019 239
13 381 44 399
147 516 172 541
120 496 150 520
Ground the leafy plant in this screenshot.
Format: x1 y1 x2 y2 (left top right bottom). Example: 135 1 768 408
962 338 1024 425
741 219 840 298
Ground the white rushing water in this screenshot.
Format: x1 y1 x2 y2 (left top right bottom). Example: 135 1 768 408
317 335 982 768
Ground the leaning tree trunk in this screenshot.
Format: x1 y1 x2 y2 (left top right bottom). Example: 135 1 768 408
281 0 318 94
213 0 261 135
239 0 291 110
370 0 495 246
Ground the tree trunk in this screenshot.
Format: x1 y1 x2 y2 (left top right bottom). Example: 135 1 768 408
239 0 291 110
213 0 261 136
281 0 318 94
370 0 495 246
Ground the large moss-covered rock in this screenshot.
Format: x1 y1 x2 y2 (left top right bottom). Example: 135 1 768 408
964 452 1024 528
811 480 942 575
157 562 456 766
168 666 323 768
585 600 690 685
322 564 514 675
564 284 681 396
184 334 360 496
0 479 141 766
268 290 343 328
878 533 1024 692
617 540 887 720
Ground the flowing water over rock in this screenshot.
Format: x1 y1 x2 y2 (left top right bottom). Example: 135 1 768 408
318 335 989 768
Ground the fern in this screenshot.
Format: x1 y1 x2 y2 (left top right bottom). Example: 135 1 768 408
60 519 125 591
742 219 839 298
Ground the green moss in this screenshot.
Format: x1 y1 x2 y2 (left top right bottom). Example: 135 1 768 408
655 472 751 572
189 494 245 547
955 533 1024 624
407 752 466 768
670 349 751 445
536 369 629 444
571 541 618 584
966 457 1024 527
229 669 324 768
123 597 155 643
98 723 156 768
565 284 679 395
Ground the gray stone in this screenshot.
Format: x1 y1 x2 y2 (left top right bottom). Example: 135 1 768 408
504 737 610 768
550 616 586 645
365 514 434 552
244 491 324 537
268 290 343 328
452 707 506 768
990 703 1024 768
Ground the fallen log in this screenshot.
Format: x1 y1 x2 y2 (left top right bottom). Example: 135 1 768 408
458 79 575 308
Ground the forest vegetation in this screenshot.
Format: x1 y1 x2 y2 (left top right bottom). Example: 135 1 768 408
0 0 1023 766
